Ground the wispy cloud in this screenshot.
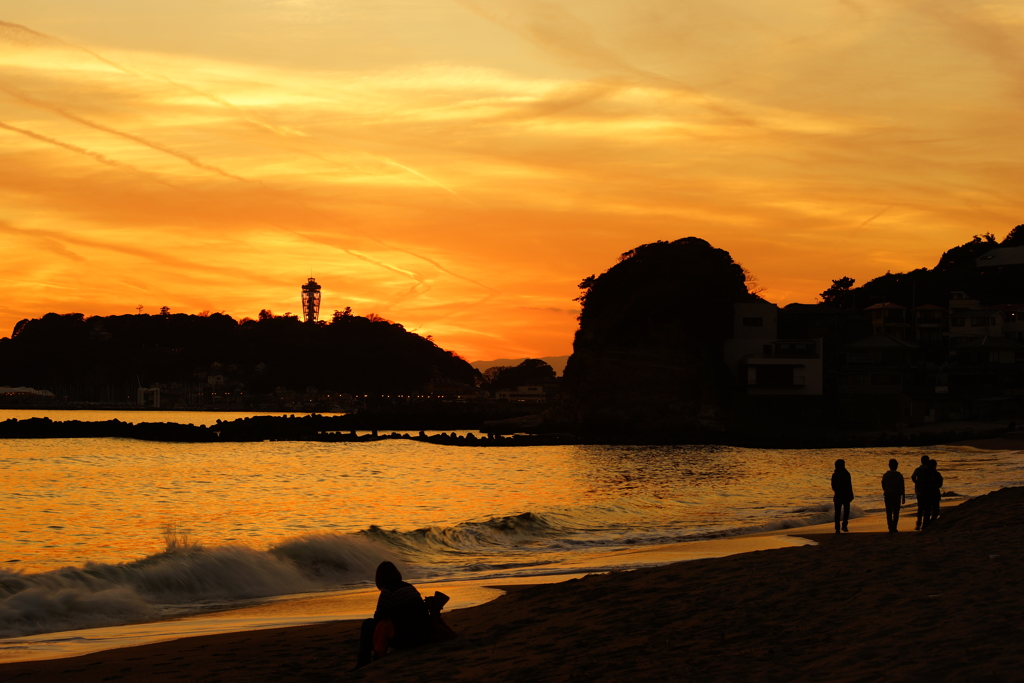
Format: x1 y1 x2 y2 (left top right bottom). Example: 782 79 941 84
0 119 180 188
1 2 1023 359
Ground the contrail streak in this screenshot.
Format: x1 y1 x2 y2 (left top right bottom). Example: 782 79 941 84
3 20 482 270
266 218 434 298
0 119 180 189
2 20 497 312
0 219 278 286
341 248 425 284
2 21 463 202
0 20 302 138
0 83 249 182
294 224 500 300
0 20 139 76
269 223 440 310
853 205 892 232
372 155 465 199
404 290 499 327
151 75 310 138
395 246 499 296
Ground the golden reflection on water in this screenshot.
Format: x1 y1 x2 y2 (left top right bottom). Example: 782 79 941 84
2 437 623 572
0 430 996 575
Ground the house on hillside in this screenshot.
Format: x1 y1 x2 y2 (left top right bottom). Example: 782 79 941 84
836 334 947 427
835 292 1024 427
0 386 55 406
726 293 1023 430
946 291 1023 348
724 302 823 395
947 336 1024 420
840 334 918 394
911 304 945 343
865 302 908 340
992 304 1024 343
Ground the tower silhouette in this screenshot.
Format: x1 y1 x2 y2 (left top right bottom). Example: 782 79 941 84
301 277 321 323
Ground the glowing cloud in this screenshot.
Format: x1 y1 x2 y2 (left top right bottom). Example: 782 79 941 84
1 2 1023 360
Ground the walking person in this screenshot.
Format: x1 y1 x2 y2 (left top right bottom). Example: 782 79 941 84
911 455 931 530
831 459 854 533
923 458 944 528
881 458 905 533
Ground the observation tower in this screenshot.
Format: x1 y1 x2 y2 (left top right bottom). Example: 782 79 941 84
301 277 321 323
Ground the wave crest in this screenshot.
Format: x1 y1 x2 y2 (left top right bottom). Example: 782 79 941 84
362 512 563 555
0 532 400 638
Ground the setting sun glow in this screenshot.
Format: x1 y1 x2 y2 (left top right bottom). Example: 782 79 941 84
2 1 1023 360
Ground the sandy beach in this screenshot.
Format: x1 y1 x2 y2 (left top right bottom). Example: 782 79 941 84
2 485 1021 682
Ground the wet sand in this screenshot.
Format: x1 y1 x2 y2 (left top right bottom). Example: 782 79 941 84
0 537 813 664
3 487 1021 682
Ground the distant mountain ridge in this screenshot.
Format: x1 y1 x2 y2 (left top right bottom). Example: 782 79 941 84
471 356 570 377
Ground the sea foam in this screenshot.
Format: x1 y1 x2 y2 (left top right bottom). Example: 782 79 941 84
0 532 397 638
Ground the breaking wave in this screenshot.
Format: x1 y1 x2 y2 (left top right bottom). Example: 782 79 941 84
361 511 564 556
1 502 864 638
0 532 396 639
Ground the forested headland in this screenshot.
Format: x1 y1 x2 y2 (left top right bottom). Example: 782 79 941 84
0 310 477 406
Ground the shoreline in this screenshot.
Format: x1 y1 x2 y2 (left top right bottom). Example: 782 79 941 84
0 532 817 665
1 489 1016 682
0 502 930 667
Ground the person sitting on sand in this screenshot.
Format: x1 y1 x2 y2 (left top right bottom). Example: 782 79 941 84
922 459 944 529
881 458 905 533
356 561 435 668
831 459 854 533
911 455 931 530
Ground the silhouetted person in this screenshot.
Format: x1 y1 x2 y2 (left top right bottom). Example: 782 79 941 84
831 459 854 533
922 458 944 528
356 561 434 668
881 458 905 533
911 455 931 530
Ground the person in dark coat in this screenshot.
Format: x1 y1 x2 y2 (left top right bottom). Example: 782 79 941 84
911 455 931 530
356 561 435 668
881 458 906 533
831 459 854 533
922 458 944 528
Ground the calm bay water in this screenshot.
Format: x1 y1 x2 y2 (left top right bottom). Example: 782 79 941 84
2 409 1023 639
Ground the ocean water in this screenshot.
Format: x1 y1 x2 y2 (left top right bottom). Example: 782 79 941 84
2 409 1023 646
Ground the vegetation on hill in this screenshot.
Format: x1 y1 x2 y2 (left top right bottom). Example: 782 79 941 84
0 311 476 396
820 225 1024 309
547 237 757 438
479 359 558 393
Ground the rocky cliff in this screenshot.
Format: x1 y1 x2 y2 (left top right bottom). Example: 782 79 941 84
545 238 755 440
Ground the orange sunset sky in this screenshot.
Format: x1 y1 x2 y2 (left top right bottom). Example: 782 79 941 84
2 1 1023 361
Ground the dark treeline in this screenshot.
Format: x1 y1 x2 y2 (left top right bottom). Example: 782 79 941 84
0 310 476 397
0 412 574 446
477 358 558 393
820 225 1024 308
0 413 1011 449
